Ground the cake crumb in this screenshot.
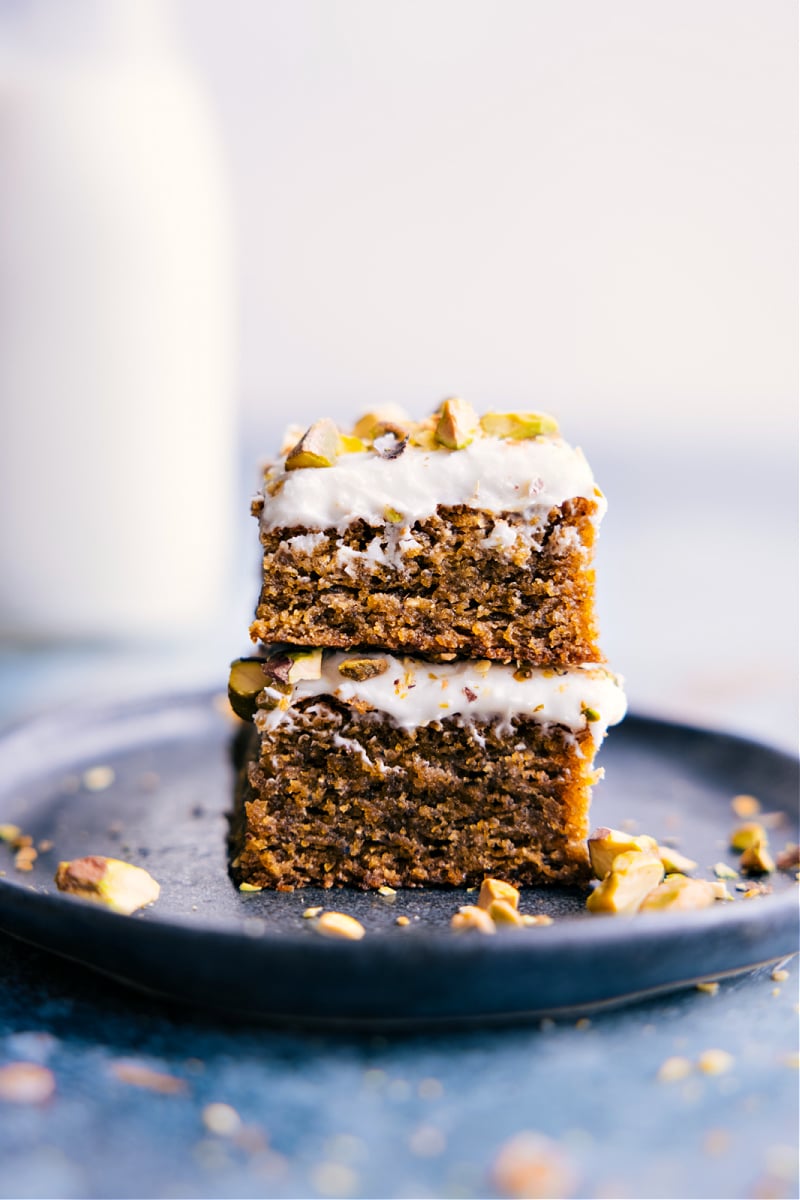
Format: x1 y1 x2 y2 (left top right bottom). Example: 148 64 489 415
657 1056 693 1083
491 1131 577 1199
111 1060 187 1094
771 967 790 983
0 1062 55 1105
82 765 115 792
731 794 761 818
697 1049 734 1075
202 1102 242 1137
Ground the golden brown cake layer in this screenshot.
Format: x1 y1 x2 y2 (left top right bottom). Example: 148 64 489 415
249 499 602 666
230 701 599 891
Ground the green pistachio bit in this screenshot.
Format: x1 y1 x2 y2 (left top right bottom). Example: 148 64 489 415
582 706 601 722
286 648 323 683
586 850 665 915
587 828 660 880
639 875 717 913
228 658 269 720
285 418 341 470
730 821 767 851
658 846 698 874
479 411 560 440
434 397 479 449
739 840 775 875
384 506 403 523
338 657 388 681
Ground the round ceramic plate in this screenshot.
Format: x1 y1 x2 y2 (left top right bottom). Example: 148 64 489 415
0 691 796 1028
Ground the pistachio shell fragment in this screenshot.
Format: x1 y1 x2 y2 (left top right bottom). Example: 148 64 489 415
434 397 479 450
285 418 341 470
587 827 660 880
479 411 560 440
55 856 160 915
639 875 718 913
228 657 269 720
338 657 388 681
586 851 665 915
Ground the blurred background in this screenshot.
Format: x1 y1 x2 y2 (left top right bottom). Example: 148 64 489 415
0 0 796 749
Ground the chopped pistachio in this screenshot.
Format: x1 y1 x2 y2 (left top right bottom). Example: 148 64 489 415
384 506 404 523
521 913 554 927
0 824 21 845
450 905 496 934
285 418 340 470
487 898 523 927
378 884 396 897
639 875 718 913
479 411 560 440
338 657 388 682
55 856 160 915
286 648 323 683
338 433 366 455
434 397 479 450
238 882 262 893
408 420 438 451
302 906 323 919
714 861 739 880
696 981 720 996
586 851 665 915
315 911 366 940
657 845 698 874
582 706 601 722
351 406 411 441
739 840 775 875
477 877 520 911
587 827 660 880
227 657 269 720
279 423 305 454
730 821 767 851
709 881 733 901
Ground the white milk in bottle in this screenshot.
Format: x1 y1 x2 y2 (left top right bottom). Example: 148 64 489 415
0 0 235 639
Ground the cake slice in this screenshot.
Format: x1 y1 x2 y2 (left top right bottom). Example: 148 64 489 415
249 401 606 666
228 648 626 890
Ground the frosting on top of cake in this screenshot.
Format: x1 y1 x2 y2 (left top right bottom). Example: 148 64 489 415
255 652 626 745
261 437 604 533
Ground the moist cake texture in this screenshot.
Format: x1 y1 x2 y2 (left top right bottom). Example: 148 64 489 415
230 648 626 889
230 400 626 891
250 406 605 665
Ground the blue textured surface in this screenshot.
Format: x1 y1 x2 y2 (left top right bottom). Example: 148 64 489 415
0 925 797 1198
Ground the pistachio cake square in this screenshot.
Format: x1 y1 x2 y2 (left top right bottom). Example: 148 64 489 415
249 400 606 667
228 649 626 890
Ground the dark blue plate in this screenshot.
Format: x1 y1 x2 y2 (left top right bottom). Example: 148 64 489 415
0 691 796 1028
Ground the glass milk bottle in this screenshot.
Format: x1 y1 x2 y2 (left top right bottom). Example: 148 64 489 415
0 0 235 639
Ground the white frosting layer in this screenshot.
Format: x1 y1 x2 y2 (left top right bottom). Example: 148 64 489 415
255 652 626 746
261 437 604 533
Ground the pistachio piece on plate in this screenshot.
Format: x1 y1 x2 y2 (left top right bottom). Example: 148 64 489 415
55 856 160 915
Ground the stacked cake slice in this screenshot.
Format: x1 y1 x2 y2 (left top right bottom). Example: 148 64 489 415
229 399 626 890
